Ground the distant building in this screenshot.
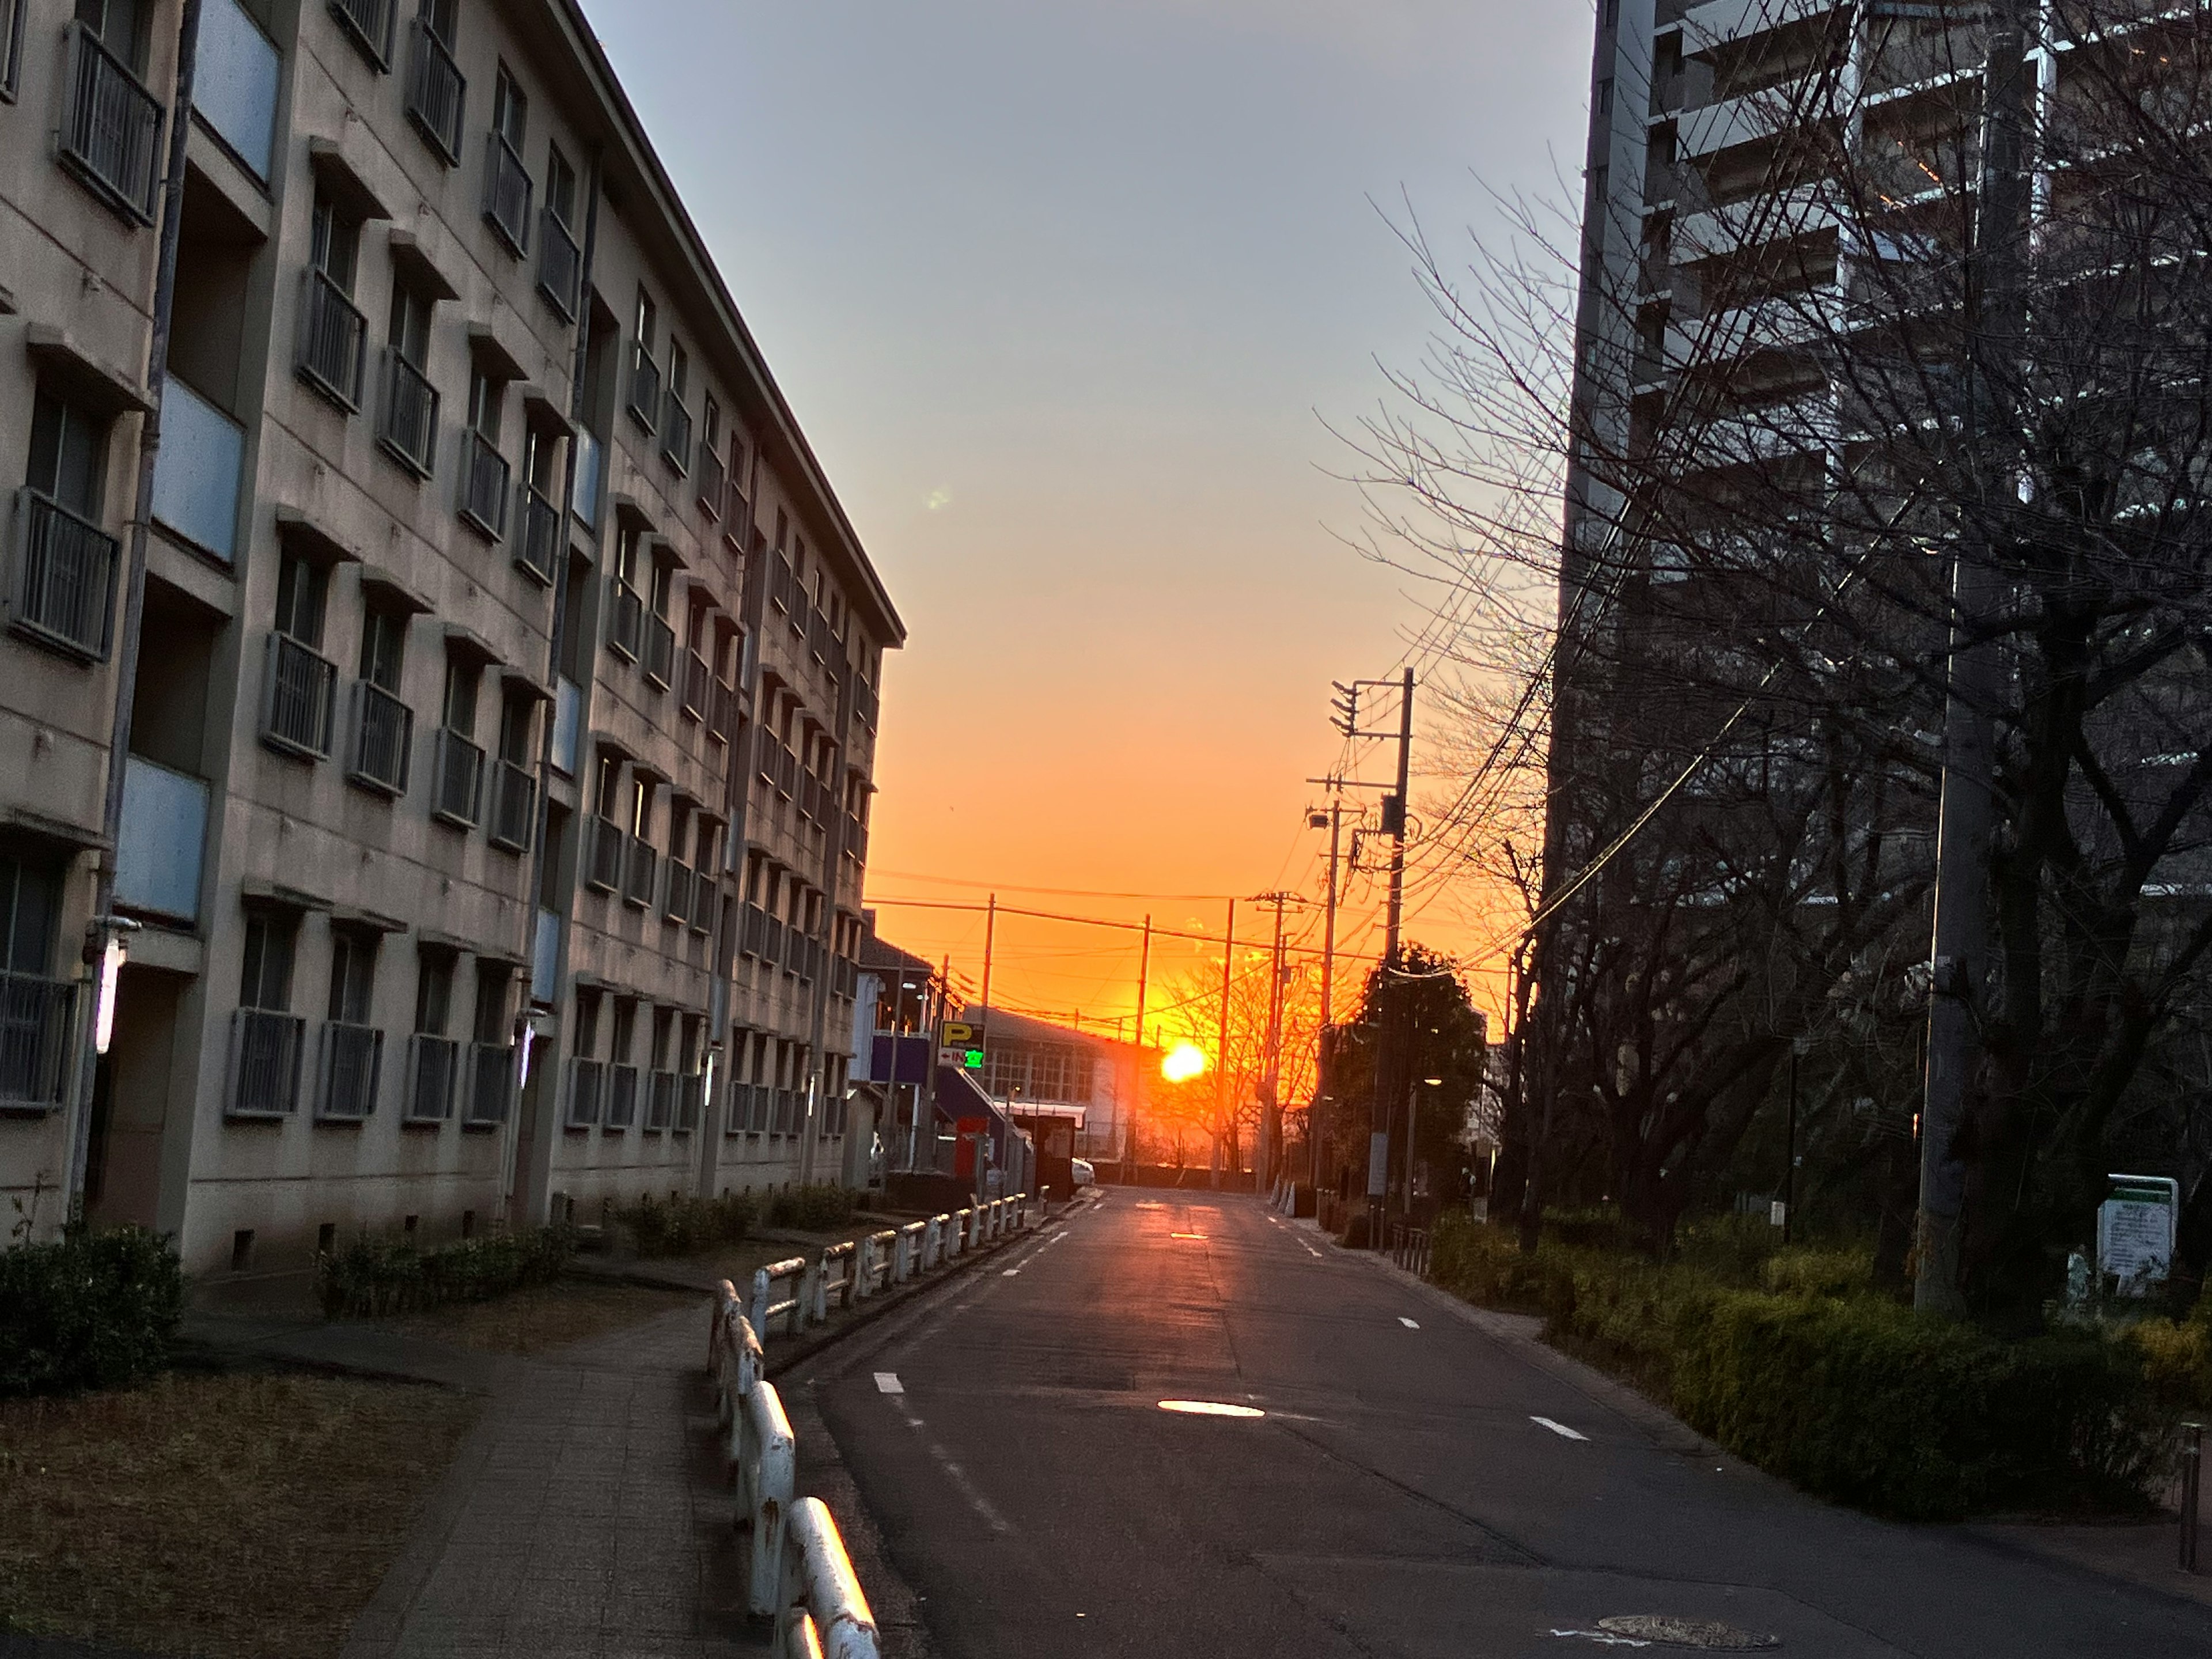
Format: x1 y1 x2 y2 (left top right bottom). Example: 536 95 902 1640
975 1008 1149 1166
0 0 900 1277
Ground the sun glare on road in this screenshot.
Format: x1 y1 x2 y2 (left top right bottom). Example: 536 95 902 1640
1158 1400 1266 1419
1171 1231 1208 1240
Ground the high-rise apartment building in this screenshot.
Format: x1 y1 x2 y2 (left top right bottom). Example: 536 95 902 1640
0 0 902 1279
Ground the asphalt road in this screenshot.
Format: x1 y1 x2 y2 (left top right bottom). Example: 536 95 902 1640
795 1191 2212 1658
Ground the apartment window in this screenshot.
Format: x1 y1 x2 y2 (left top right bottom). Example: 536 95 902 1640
467 961 514 1124
0 854 67 1111
0 0 26 100
433 657 485 827
233 909 305 1115
607 996 638 1128
406 0 465 164
696 396 726 519
349 603 412 794
627 287 660 431
484 65 532 255
12 388 118 662
459 367 510 539
299 190 369 407
538 143 582 319
407 947 460 1122
1596 77 1612 116
380 282 439 476
606 520 645 660
330 0 397 68
320 929 381 1120
661 342 691 474
263 550 336 758
489 687 536 852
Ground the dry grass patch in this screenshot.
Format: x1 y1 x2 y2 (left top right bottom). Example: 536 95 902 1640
392 1277 697 1355
0 1371 478 1659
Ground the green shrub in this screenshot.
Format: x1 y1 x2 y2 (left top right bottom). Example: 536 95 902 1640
613 1191 755 1259
1427 1212 2164 1520
0 1225 182 1397
2131 1289 2212 1412
316 1224 575 1319
1671 1293 2158 1518
767 1184 856 1232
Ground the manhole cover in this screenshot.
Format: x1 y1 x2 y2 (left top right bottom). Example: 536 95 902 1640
1597 1616 1779 1650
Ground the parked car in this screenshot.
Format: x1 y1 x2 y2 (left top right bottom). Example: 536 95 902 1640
1070 1158 1095 1188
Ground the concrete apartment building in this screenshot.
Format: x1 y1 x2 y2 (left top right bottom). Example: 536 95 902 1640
0 0 900 1278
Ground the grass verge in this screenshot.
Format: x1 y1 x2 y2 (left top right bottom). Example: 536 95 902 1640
0 1371 479 1659
392 1278 699 1355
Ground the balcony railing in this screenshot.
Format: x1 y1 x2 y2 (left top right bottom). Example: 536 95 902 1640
0 972 75 1112
641 612 676 690
677 1072 702 1133
585 815 624 892
680 647 710 722
263 631 338 759
646 1069 677 1132
664 860 693 925
661 394 692 476
348 679 413 796
10 488 118 661
116 756 208 922
378 349 438 476
230 1009 306 1117
199 0 281 181
467 1041 514 1126
538 209 582 321
319 1021 383 1120
607 577 643 660
329 0 395 68
623 837 658 907
150 378 244 563
566 1055 604 1127
696 445 725 521
490 758 535 852
605 1062 639 1129
854 675 880 730
627 349 661 433
740 902 766 960
404 17 465 163
61 22 164 223
459 429 510 540
407 1032 461 1122
483 131 532 254
691 870 717 935
431 728 484 827
297 268 368 409
516 480 559 585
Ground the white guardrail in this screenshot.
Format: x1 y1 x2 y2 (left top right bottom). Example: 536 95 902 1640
708 1192 1037 1655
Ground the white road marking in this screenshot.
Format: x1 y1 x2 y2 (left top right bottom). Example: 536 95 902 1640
1531 1415 1589 1441
873 1372 904 1394
1548 1631 1650 1647
891 1395 1012 1533
1158 1399 1266 1418
1001 1268 1020 1277
1398 1316 1421 1330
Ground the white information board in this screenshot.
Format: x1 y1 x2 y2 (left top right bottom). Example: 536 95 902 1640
2097 1173 2179 1294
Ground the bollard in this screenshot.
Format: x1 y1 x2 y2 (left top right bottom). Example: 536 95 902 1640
2184 1423 2205 1574
741 1380 797 1616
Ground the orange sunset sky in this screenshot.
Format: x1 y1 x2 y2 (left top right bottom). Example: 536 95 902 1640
585 0 1591 1040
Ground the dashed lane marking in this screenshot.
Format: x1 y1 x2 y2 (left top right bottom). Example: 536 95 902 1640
1531 1415 1590 1441
1399 1316 1421 1330
874 1372 904 1394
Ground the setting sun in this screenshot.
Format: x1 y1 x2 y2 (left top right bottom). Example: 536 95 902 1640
1161 1042 1210 1083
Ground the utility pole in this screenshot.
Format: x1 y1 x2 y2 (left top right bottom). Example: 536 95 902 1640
979 894 997 1021
1917 0 2028 1318
1313 800 1346 1195
1216 898 1234 1187
1250 892 1296 1188
1130 915 1150 1175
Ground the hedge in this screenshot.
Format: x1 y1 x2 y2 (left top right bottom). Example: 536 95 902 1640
613 1191 755 1259
1428 1211 2176 1520
1 1225 182 1397
316 1225 575 1319
767 1183 857 1232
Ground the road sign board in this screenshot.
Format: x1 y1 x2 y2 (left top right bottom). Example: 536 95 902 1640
937 1020 985 1070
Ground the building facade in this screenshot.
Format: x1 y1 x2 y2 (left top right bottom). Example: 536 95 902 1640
0 0 900 1279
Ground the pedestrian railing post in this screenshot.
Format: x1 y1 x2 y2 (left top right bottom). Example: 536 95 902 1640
922 1215 941 1271
2184 1422 2205 1574
778 1495 882 1658
741 1380 797 1616
750 1266 772 1337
